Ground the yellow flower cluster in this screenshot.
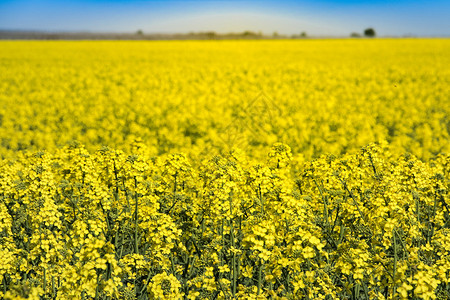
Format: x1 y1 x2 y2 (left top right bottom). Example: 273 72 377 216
0 142 447 299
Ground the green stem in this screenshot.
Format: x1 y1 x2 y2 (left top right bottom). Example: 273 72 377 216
232 252 236 297
134 259 137 298
52 276 55 298
2 275 6 296
140 270 153 295
229 191 237 297
338 177 366 223
43 268 47 293
393 229 398 297
429 195 438 242
257 262 263 295
415 196 420 223
95 273 99 300
114 222 120 256
134 176 139 255
170 254 176 276
368 152 380 181
258 185 264 215
119 229 124 258
393 229 408 259
221 220 224 261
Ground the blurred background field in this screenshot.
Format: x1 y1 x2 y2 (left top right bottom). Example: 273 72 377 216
0 39 449 162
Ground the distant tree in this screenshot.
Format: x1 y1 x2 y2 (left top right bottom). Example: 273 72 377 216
243 31 255 37
205 31 216 39
273 31 279 38
300 31 307 38
136 29 143 35
364 28 376 37
350 32 361 38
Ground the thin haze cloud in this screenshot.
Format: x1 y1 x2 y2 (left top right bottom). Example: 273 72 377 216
148 12 339 35
0 0 449 36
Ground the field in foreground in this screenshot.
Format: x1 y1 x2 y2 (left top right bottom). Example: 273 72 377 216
0 40 449 299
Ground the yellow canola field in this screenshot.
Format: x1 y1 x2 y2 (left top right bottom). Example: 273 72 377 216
0 39 449 161
0 40 449 299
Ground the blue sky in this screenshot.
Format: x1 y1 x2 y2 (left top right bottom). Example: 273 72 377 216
0 0 449 36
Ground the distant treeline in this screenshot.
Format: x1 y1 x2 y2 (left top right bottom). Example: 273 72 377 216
0 28 402 40
0 30 313 40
